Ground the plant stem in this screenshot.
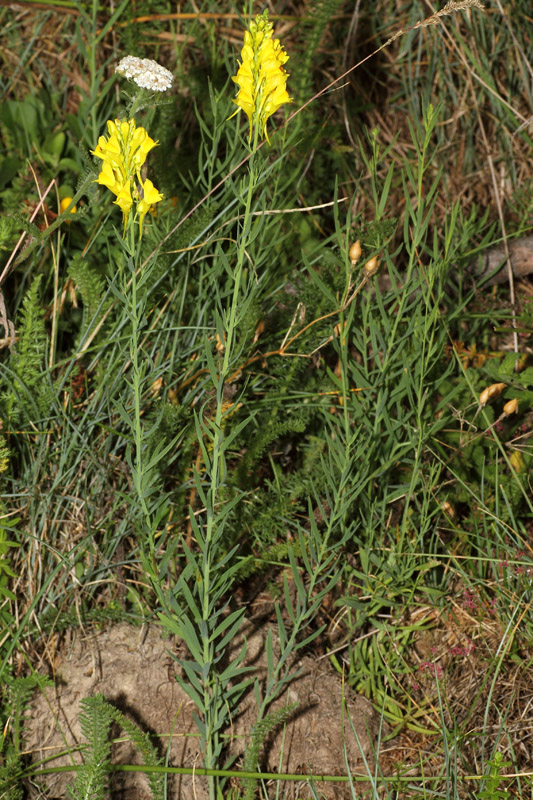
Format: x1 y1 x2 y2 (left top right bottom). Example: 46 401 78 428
200 134 259 800
124 225 155 567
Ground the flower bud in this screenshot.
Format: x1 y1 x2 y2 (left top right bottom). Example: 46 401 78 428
150 377 163 397
479 383 506 407
441 500 455 519
253 319 265 344
364 255 379 277
503 398 518 416
349 240 362 264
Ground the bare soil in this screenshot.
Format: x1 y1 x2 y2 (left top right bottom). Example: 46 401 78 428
24 620 384 800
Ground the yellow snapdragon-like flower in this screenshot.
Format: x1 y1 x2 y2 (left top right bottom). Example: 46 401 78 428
137 179 163 238
91 118 163 237
230 11 292 143
114 182 134 223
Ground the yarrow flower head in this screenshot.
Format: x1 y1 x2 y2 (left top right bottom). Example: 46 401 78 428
115 56 173 93
91 118 163 237
230 11 292 144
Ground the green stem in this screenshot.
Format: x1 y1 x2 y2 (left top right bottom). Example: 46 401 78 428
200 130 260 800
88 0 99 147
36 760 493 785
126 225 154 560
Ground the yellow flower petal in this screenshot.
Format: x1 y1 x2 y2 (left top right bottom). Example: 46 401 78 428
114 182 133 234
95 160 122 194
137 178 163 238
120 120 131 140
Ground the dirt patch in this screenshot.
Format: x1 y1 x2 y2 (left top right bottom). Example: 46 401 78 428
24 620 384 799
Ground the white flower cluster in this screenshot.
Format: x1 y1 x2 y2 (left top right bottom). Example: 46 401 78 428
115 56 173 92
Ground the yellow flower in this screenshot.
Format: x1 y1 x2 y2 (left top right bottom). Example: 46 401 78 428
114 182 134 235
230 11 292 143
59 197 77 216
137 179 163 238
95 159 122 194
91 118 162 237
129 126 157 172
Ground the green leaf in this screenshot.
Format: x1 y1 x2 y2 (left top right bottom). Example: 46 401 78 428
517 367 533 388
0 156 22 190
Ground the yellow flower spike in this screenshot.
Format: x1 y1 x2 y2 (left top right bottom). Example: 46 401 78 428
92 117 162 238
230 11 292 144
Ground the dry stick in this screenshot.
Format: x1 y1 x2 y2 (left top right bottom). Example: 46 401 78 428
340 0 363 151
